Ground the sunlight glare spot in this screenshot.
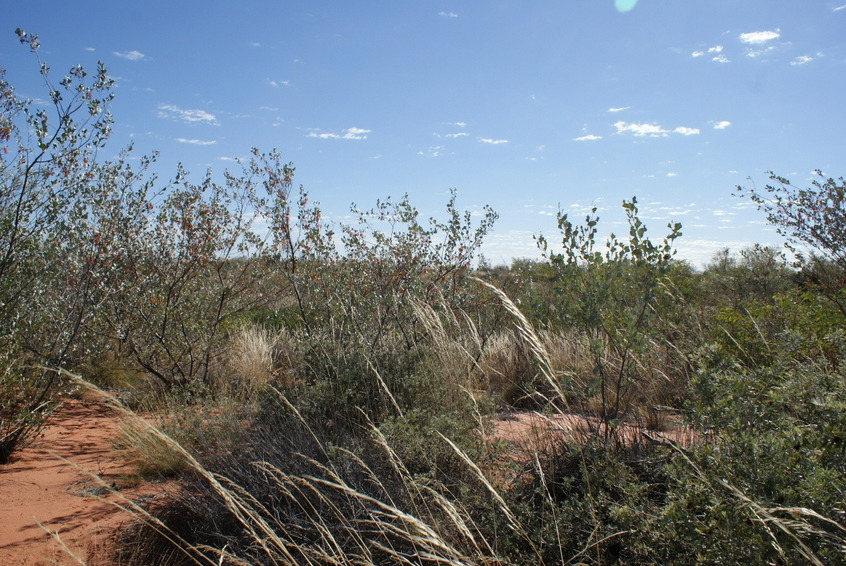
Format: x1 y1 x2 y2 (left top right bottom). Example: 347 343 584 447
615 0 638 13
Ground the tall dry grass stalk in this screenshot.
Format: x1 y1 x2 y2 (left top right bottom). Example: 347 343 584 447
413 297 543 406
113 416 192 478
54 370 538 565
473 278 568 410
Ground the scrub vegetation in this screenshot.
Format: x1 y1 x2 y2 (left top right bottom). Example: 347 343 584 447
4 31 846 565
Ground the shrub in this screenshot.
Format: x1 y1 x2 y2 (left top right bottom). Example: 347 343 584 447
536 197 686 427
0 31 121 460
737 171 846 319
0 360 57 463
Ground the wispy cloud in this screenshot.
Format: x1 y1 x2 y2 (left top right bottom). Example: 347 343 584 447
478 137 509 144
158 104 219 125
113 50 146 61
615 121 701 138
739 30 780 44
83 47 95 52
608 106 630 113
449 121 468 127
791 55 814 65
445 132 469 138
308 127 371 140
266 78 290 87
692 45 729 63
417 145 445 157
692 45 723 57
573 134 602 141
249 41 261 47
176 138 216 145
673 126 700 136
835 3 846 11
614 121 669 137
438 11 459 18
713 120 732 130
745 45 777 58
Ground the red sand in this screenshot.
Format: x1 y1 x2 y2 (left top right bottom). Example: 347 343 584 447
0 398 697 565
0 398 158 566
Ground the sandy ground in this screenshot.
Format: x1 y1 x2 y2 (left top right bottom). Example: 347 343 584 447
491 411 697 448
0 398 159 566
0 398 696 565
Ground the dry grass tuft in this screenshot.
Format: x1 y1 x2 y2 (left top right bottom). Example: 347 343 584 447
219 326 302 401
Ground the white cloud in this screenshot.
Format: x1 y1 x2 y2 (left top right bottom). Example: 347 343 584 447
438 11 459 18
693 45 725 60
667 172 678 177
739 30 780 44
615 122 701 138
249 42 261 47
308 127 371 140
746 45 776 58
614 121 669 137
266 78 290 87
176 138 216 145
113 50 146 61
479 138 509 144
83 47 95 52
712 54 730 63
417 145 445 157
157 104 219 125
791 55 814 65
713 120 732 130
608 106 630 112
259 106 280 112
219 156 239 161
445 132 469 138
573 134 602 141
836 3 846 11
693 45 723 56
450 121 468 127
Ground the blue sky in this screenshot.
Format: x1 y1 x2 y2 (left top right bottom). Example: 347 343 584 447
3 1 845 266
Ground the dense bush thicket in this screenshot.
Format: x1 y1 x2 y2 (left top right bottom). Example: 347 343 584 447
4 32 846 565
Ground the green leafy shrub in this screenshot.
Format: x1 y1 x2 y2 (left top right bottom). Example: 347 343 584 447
664 358 846 564
536 197 687 427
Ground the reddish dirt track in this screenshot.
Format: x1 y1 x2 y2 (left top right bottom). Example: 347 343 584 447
0 398 157 566
0 398 697 565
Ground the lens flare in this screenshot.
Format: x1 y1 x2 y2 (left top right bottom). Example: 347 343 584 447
615 0 638 13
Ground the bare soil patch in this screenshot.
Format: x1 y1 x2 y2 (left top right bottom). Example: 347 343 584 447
0 398 163 566
491 411 698 450
0 398 697 565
